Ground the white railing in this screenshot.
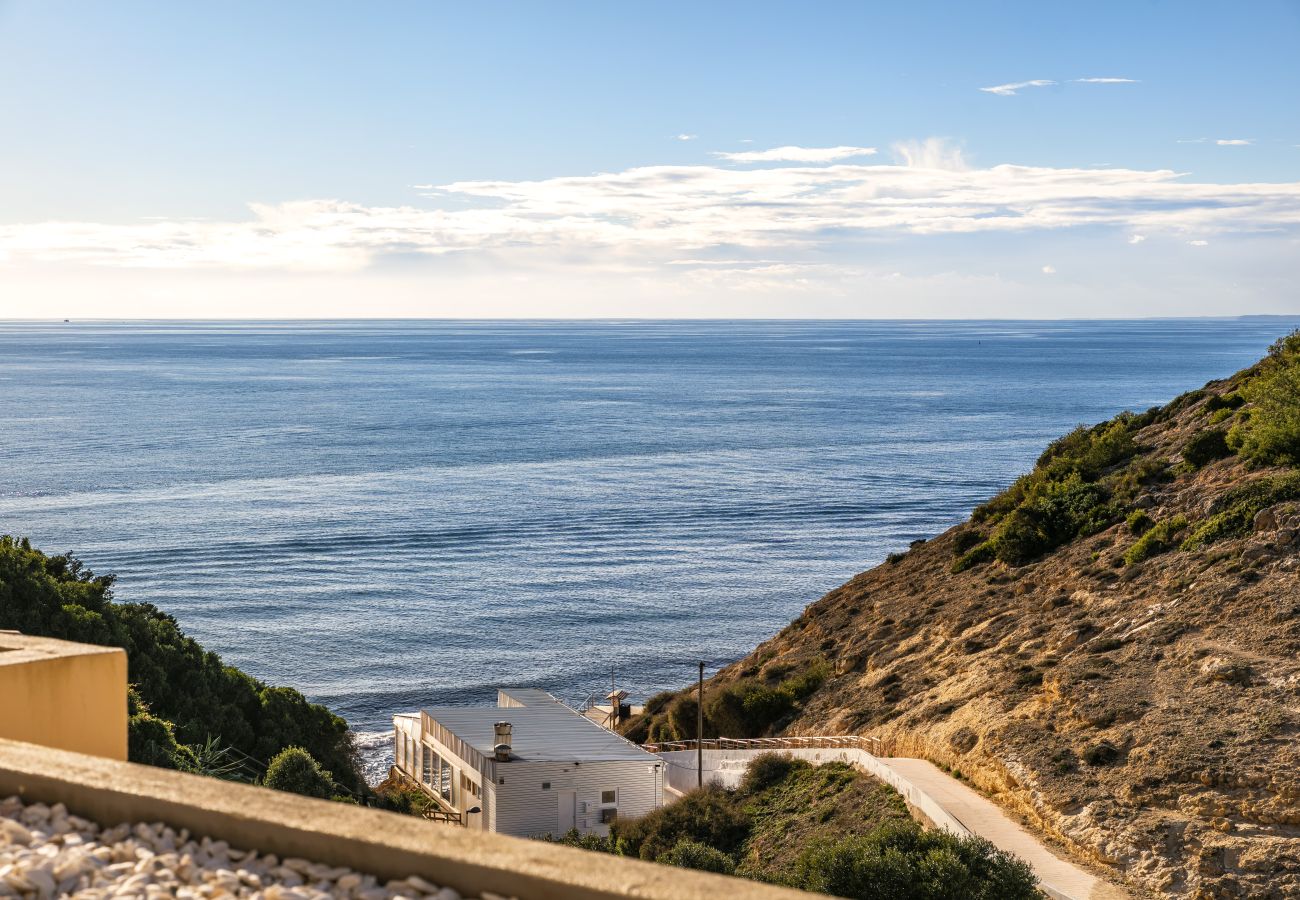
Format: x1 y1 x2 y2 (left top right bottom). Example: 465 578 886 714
643 734 887 755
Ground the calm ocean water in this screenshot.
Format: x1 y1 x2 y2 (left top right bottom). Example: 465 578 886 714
1 319 1296 776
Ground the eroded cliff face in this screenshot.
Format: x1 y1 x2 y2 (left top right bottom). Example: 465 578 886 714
626 355 1300 898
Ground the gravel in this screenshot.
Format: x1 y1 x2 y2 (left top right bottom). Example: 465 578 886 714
0 795 514 899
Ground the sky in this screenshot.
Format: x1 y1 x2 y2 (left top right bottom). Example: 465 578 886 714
1 1 1298 319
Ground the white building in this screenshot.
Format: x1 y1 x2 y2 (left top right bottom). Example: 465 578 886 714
392 688 664 837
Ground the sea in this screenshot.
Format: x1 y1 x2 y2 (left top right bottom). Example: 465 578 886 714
2 318 1296 780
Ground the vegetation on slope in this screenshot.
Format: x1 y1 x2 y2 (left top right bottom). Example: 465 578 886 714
547 754 1040 899
621 330 1300 897
0 537 364 795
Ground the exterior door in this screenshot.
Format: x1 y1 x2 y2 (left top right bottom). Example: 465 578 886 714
558 791 577 832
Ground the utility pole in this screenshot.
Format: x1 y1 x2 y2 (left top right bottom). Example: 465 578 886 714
697 661 704 789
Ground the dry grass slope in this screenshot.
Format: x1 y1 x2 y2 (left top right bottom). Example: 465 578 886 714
624 339 1300 899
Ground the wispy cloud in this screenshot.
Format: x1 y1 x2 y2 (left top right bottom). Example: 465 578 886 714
1041 265 1057 274
713 145 877 163
1188 239 1209 246
979 79 1056 96
1128 234 1146 244
676 134 697 141
1217 139 1253 146
1176 138 1207 144
1072 77 1138 84
3 142 1298 273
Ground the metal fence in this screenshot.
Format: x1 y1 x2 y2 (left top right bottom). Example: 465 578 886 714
642 734 887 756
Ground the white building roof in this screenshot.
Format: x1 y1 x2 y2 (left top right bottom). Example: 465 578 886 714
496 687 563 708
422 702 657 764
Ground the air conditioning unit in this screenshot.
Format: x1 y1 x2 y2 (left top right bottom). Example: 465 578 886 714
579 801 589 813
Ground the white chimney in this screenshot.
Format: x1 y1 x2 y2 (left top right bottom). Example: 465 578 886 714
494 721 513 761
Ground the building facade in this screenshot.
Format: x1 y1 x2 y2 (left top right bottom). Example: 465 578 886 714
393 688 663 837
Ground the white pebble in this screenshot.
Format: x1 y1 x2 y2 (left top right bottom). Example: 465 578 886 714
0 795 494 900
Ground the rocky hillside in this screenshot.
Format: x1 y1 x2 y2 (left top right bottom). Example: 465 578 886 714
623 333 1300 899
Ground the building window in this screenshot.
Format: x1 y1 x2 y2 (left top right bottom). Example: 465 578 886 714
600 807 618 824
541 782 551 790
601 789 617 805
421 746 434 787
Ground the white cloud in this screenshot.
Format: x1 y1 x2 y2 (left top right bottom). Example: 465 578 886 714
1188 239 1210 246
979 79 1056 96
1129 234 1146 244
713 145 877 163
676 134 697 141
1217 139 1253 146
2 144 1298 274
892 138 967 170
1041 265 1057 274
1072 77 1138 84
1176 138 1207 144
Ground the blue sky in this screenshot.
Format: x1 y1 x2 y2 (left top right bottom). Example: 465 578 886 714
1 0 1298 318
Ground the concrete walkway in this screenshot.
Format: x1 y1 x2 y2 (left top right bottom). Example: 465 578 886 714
882 758 1127 900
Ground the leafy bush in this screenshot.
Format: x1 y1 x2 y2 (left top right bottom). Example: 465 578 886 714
0 537 363 793
1183 429 1231 468
989 475 1112 565
740 752 800 793
1204 392 1244 413
1126 509 1154 536
789 823 1041 900
1232 331 1300 466
614 785 750 862
264 746 338 799
540 828 617 853
952 540 995 573
1124 515 1188 565
1181 474 1300 551
952 530 986 556
659 838 736 875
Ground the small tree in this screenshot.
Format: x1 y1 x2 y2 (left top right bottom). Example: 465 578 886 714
264 746 337 799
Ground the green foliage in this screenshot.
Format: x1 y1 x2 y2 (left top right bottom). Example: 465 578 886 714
789 823 1041 900
128 707 197 771
740 752 801 793
0 536 363 793
1126 509 1154 536
1183 429 1232 468
540 828 617 853
264 746 338 800
1181 474 1300 551
615 785 750 862
659 838 737 875
1123 515 1188 565
989 475 1113 566
1232 331 1300 466
970 413 1144 566
951 530 986 556
1203 392 1244 414
951 541 995 573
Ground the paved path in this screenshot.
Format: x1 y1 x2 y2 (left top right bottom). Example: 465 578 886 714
882 758 1129 900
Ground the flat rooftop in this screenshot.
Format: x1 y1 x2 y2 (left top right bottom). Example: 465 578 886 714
423 703 656 764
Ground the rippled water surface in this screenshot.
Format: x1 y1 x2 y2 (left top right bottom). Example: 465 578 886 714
2 319 1295 761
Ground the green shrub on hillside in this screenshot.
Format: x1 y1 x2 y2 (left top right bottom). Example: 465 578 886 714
1181 474 1300 551
264 746 339 800
0 536 363 793
989 475 1113 566
1183 429 1232 468
615 784 751 862
1124 516 1188 565
966 413 1145 567
659 838 736 875
789 823 1040 900
1126 509 1154 536
1230 331 1300 466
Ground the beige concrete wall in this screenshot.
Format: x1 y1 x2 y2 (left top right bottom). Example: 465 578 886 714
0 633 127 761
0 738 820 900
